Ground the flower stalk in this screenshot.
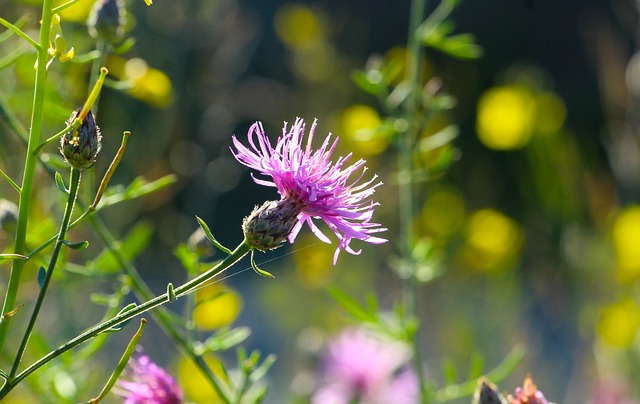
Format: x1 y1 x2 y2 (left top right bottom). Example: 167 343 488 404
402 0 429 400
10 167 82 379
0 0 55 356
0 241 251 399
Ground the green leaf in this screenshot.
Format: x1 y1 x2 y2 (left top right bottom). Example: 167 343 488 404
249 353 277 383
195 215 232 255
0 254 27 261
87 221 154 274
427 33 483 60
194 326 251 354
326 286 376 323
62 240 89 250
250 251 275 278
467 352 485 380
105 303 137 333
113 37 136 54
442 359 457 385
352 70 384 96
99 175 177 209
174 244 199 274
55 171 68 193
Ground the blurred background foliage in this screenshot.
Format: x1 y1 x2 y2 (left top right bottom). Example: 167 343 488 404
1 0 640 402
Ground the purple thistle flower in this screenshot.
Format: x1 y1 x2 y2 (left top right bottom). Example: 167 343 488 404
115 354 183 404
312 327 419 404
231 118 387 264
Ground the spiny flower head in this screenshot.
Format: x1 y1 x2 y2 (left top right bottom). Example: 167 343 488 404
115 353 183 404
60 108 102 169
231 118 387 264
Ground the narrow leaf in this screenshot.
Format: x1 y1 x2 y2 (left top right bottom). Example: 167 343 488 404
105 303 137 333
88 221 154 274
194 326 251 355
442 359 457 385
250 251 275 278
37 266 46 290
55 171 68 193
249 353 277 383
196 215 232 255
89 318 147 403
62 240 89 250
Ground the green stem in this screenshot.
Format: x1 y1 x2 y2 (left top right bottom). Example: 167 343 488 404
10 168 82 379
402 0 428 401
0 241 250 400
0 0 55 357
86 214 234 403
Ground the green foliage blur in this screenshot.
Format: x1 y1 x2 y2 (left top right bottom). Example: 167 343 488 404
1 0 639 402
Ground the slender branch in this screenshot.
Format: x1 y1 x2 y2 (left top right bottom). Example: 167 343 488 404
0 0 55 356
0 241 250 399
0 17 40 50
86 214 234 403
52 0 82 14
0 168 21 193
10 168 82 379
402 0 428 401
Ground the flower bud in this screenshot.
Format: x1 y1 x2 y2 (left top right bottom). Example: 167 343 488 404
242 199 302 251
60 109 102 169
88 0 126 44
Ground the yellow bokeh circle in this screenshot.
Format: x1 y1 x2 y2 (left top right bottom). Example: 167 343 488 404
612 205 640 282
476 86 535 150
420 187 465 241
463 209 523 271
178 355 226 403
274 4 324 49
340 105 388 156
192 284 243 330
596 298 640 348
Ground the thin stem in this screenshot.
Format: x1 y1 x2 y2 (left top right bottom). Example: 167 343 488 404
402 0 428 401
0 17 39 50
0 0 55 356
0 168 21 193
10 167 82 379
0 241 251 400
86 214 235 403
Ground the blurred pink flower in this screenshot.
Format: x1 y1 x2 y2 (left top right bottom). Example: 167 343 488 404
507 375 550 404
231 118 387 264
115 353 183 404
312 328 419 404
